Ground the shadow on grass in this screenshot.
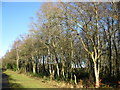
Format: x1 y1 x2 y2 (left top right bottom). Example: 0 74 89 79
2 73 10 89
2 70 23 88
8 75 23 88
9 83 23 88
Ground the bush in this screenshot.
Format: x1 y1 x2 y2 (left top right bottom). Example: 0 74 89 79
12 64 17 71
6 63 12 69
6 63 17 71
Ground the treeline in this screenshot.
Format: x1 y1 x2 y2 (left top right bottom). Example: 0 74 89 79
2 2 120 88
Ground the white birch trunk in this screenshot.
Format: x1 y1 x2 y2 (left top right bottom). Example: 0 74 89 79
94 61 99 88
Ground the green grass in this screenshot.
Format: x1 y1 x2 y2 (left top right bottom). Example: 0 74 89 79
4 70 60 88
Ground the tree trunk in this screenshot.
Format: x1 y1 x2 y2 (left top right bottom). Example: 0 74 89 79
61 62 65 78
56 64 60 77
74 74 77 84
117 2 120 79
43 55 45 73
49 64 54 80
32 56 36 74
113 39 119 78
55 55 60 77
94 61 99 88
16 59 19 71
61 49 65 79
25 61 28 73
33 63 36 74
49 64 51 75
107 18 112 77
16 49 19 71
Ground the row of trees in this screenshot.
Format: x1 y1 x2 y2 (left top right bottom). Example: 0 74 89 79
2 2 120 88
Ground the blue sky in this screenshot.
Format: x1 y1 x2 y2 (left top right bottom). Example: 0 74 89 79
1 2 43 58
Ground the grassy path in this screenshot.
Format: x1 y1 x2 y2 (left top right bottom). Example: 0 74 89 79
4 70 61 88
3 70 119 88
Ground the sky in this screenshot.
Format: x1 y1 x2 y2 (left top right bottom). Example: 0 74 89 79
1 2 43 58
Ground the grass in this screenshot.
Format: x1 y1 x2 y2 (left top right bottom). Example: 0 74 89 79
4 70 117 88
4 70 61 88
